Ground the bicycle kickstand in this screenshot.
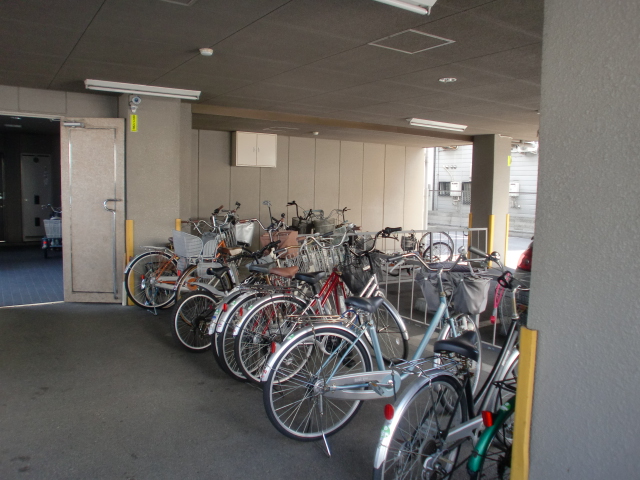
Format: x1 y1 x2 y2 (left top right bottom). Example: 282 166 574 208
321 433 332 458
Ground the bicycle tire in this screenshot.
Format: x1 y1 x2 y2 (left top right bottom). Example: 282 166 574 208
124 251 178 309
213 291 265 382
373 374 467 480
170 291 219 352
262 325 372 441
436 314 482 394
234 294 308 384
422 241 454 263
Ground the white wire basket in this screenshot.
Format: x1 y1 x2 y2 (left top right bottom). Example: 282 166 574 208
44 219 62 238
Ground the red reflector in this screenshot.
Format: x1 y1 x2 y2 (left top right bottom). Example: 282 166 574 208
222 303 228 312
271 342 277 354
482 410 494 427
238 307 243 316
384 404 394 421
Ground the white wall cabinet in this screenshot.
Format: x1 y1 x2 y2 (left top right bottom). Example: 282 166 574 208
232 131 277 167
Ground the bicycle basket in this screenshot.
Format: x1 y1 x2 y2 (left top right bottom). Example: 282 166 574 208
312 217 336 234
172 230 203 259
44 218 62 238
341 262 373 295
451 275 491 315
400 234 417 252
235 222 255 245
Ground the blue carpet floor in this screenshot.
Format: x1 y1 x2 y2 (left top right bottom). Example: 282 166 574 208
0 246 63 307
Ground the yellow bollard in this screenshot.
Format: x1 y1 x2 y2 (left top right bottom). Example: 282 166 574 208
512 326 538 480
505 213 510 258
125 220 134 306
175 218 182 232
468 213 473 228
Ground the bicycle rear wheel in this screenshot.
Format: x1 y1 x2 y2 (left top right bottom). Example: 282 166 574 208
213 291 265 382
124 251 177 309
170 291 218 352
373 374 467 480
262 326 372 441
437 314 482 394
364 298 409 363
468 398 515 480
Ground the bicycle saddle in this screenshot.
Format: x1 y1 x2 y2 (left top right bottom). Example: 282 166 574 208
269 266 300 279
294 271 327 284
248 263 273 274
344 296 385 313
206 265 230 277
433 330 479 362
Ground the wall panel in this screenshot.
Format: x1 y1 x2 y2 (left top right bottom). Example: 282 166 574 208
383 145 406 250
361 143 385 232
314 139 340 215
339 141 364 227
260 136 290 228
288 137 316 216
198 130 230 219
404 147 425 230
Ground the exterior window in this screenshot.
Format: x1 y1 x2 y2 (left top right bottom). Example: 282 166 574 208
462 182 471 205
438 181 451 196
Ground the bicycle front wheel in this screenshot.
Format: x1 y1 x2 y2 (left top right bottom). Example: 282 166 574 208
124 251 177 309
234 295 308 384
364 298 409 363
373 374 467 480
170 291 219 352
262 326 372 441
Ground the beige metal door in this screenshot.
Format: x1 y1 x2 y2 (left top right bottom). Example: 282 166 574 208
60 118 125 303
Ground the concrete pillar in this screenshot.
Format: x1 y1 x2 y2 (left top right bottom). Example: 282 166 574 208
118 96 186 253
469 134 511 256
528 1 640 479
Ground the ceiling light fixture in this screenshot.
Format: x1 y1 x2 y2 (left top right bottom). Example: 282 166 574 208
408 118 468 132
373 0 437 15
439 77 457 83
199 47 213 56
84 79 201 100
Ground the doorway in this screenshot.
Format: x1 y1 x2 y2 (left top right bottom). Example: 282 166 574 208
0 114 63 307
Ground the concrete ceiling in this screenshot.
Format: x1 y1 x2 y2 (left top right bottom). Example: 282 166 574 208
0 0 543 147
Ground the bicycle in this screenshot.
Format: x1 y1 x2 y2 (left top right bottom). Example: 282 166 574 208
123 217 216 310
232 228 407 384
259 232 487 447
169 239 281 352
371 249 524 479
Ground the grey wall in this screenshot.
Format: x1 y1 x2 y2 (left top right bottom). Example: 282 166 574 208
193 131 425 246
529 1 640 478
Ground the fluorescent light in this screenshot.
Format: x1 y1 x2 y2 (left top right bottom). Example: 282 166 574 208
84 79 201 100
408 118 468 132
373 0 436 15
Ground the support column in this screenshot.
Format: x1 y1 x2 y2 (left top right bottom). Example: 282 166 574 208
469 134 511 256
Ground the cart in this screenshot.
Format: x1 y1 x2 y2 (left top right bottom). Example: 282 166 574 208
42 218 62 258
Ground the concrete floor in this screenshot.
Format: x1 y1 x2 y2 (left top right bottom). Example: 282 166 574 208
0 302 391 480
0 302 503 480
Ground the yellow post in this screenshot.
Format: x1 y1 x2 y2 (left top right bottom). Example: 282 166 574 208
512 326 538 480
125 220 134 306
175 218 182 232
505 213 510 258
487 214 495 253
468 213 473 228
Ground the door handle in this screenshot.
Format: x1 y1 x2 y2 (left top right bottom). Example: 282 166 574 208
103 198 122 213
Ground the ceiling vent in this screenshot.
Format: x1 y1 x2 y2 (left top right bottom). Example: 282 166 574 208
159 0 198 6
369 29 454 54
